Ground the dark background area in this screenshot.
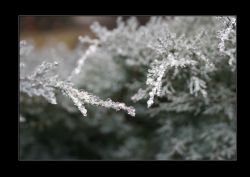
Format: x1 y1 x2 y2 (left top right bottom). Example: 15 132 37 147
20 16 150 49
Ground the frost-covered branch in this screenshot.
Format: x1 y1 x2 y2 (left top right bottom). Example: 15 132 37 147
20 61 58 104
146 53 197 107
20 57 135 117
216 16 236 53
55 80 135 116
188 76 207 98
67 38 99 81
216 16 236 71
87 17 224 108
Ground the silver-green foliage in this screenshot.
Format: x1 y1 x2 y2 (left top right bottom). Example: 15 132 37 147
85 16 236 160
20 16 236 160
